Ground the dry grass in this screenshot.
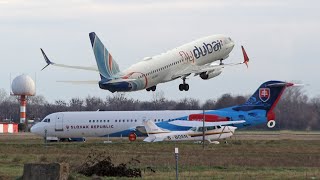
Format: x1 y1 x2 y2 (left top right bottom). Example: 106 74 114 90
0 132 319 179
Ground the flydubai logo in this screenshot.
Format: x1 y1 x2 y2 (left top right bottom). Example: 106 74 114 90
259 88 270 102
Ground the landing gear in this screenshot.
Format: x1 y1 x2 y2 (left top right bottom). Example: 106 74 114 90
220 59 224 65
146 86 156 91
179 77 189 91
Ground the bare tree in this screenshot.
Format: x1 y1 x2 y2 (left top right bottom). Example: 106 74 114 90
69 97 84 111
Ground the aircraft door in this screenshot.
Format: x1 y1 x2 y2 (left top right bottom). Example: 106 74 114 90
55 113 64 131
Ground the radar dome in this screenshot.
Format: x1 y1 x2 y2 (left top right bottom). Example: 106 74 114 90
11 74 36 96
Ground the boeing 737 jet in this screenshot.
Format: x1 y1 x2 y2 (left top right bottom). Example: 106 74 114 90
41 32 249 92
31 80 295 141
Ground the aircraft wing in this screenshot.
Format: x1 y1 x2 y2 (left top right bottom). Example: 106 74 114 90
57 78 139 86
168 120 246 127
40 49 98 71
171 46 249 79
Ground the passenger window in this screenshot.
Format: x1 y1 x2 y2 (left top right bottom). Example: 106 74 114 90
135 120 137 122
89 120 91 123
115 120 117 122
107 120 110 122
93 120 95 123
104 120 106 122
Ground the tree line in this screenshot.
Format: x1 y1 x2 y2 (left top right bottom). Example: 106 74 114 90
0 87 319 130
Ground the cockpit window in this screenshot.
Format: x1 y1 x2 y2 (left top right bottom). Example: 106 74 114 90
198 127 207 132
42 118 50 123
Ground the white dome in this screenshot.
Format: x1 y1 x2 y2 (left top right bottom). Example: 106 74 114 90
11 74 36 96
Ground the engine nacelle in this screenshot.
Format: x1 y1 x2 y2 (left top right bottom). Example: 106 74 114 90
200 70 222 80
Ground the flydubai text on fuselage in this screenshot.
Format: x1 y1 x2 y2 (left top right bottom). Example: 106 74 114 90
31 81 295 140
119 35 234 91
41 32 249 92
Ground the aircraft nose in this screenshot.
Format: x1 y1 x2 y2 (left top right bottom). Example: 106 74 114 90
30 124 42 135
30 125 35 133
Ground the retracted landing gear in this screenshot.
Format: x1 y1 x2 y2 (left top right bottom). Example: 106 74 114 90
146 86 156 91
179 77 189 91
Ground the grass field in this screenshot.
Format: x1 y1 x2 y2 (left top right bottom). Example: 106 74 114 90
0 132 319 179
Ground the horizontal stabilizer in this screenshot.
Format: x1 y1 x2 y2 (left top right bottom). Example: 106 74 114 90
56 80 98 84
100 78 138 84
169 120 245 127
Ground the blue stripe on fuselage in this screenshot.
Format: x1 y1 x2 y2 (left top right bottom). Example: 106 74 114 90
101 108 268 137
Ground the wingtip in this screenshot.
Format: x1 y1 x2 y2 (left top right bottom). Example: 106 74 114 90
241 46 249 68
40 48 53 71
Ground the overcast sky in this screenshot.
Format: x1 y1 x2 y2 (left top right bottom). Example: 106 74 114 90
0 0 319 103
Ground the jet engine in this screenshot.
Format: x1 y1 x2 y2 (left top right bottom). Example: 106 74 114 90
200 70 222 80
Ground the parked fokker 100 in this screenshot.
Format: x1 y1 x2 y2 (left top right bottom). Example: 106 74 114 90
41 32 249 92
31 81 295 141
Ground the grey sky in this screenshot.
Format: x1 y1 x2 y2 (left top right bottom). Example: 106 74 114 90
0 0 319 103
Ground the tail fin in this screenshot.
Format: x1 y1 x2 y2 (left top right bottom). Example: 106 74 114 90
89 32 120 80
233 80 293 112
143 120 169 134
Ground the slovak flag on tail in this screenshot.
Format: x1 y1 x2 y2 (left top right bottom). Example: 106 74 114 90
233 80 294 112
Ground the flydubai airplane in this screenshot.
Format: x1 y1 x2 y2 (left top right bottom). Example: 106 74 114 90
31 80 295 141
143 120 244 143
41 32 249 92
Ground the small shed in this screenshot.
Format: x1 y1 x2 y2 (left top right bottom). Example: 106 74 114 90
0 123 18 133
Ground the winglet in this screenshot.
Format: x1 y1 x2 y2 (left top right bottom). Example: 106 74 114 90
40 48 54 71
241 46 249 68
89 32 96 47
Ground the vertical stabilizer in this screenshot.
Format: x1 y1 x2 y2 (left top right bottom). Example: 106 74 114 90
89 32 120 80
143 120 169 134
233 80 292 112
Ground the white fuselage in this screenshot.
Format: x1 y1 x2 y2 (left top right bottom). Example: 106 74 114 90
31 110 204 138
122 35 234 89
